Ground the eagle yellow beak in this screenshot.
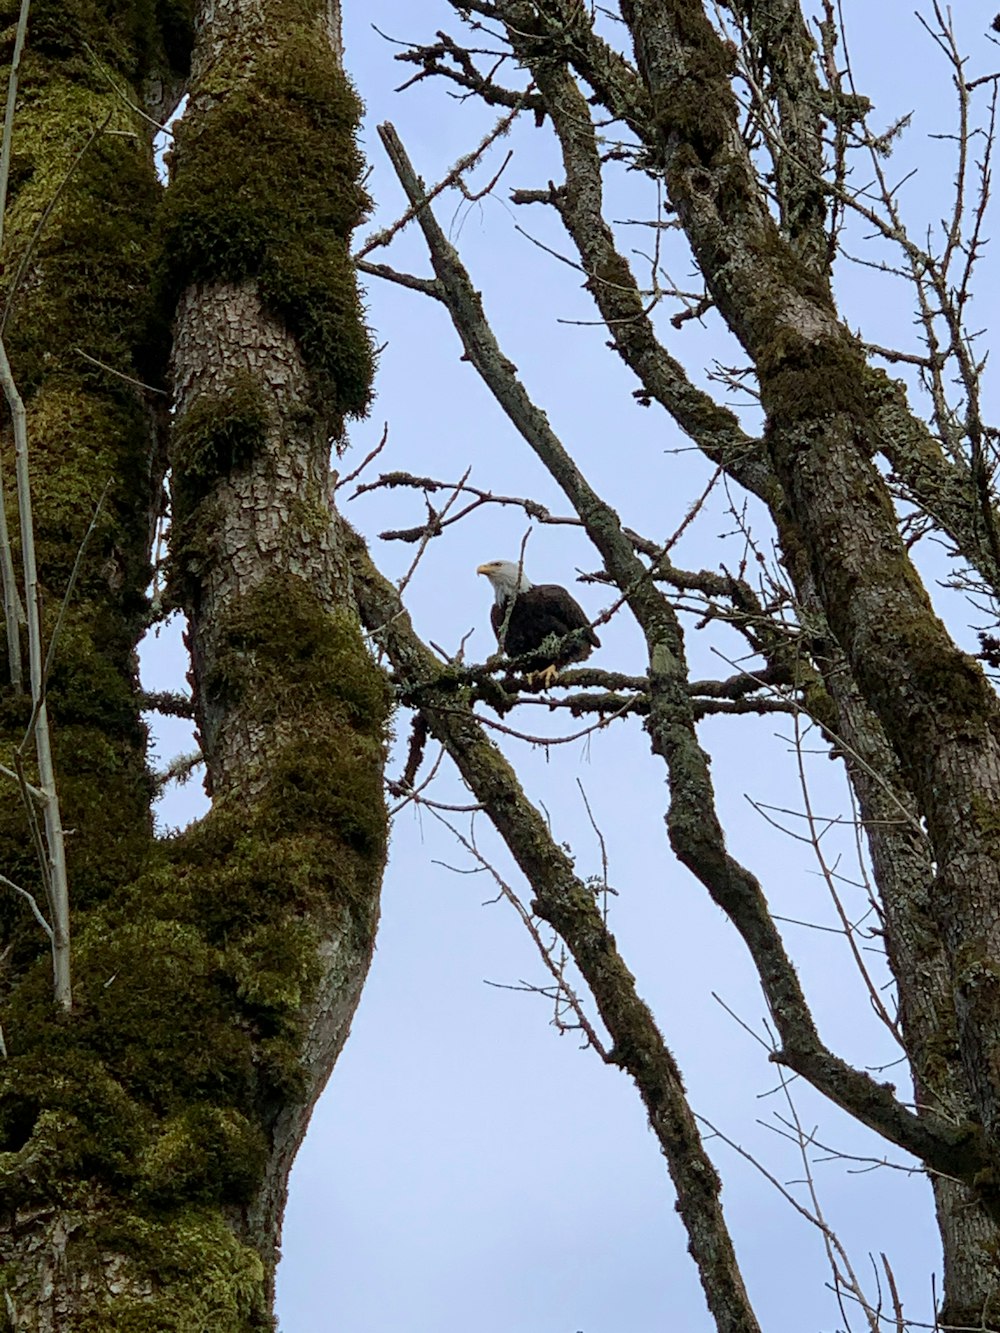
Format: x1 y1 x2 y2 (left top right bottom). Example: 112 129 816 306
476 563 491 576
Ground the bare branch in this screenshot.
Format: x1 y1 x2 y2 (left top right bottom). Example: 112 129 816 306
371 116 985 1185
354 101 526 261
0 870 53 940
0 338 72 1009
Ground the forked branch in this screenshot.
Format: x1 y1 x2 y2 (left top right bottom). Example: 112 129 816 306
366 119 984 1187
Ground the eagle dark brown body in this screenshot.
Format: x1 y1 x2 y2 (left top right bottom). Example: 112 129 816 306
489 584 600 661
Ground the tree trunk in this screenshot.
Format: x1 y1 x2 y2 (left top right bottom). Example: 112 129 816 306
0 0 386 1324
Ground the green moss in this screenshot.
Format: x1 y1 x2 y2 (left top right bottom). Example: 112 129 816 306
801 676 838 734
0 795 367 1209
0 774 375 1304
0 0 193 82
208 573 391 737
76 1208 270 1330
641 0 737 160
886 601 997 742
191 572 390 940
166 491 223 607
160 827 309 932
0 86 162 932
759 329 869 428
141 1105 268 1205
231 917 320 1018
159 32 373 417
171 374 271 522
264 733 385 855
650 66 733 161
24 386 154 614
75 918 258 1112
0 554 389 1150
0 1078 147 1206
5 130 168 399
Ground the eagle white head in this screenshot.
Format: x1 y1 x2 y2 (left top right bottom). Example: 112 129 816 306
477 560 534 605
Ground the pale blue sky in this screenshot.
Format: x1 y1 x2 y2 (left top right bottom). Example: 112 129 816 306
144 4 999 1328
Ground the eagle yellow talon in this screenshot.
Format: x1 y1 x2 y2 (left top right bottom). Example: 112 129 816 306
530 664 560 691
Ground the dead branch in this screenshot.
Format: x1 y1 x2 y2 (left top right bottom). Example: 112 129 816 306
355 469 582 537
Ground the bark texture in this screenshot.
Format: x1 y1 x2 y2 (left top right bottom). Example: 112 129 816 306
160 0 386 1308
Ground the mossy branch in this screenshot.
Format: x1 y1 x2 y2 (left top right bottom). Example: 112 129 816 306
346 523 763 1333
369 117 987 1186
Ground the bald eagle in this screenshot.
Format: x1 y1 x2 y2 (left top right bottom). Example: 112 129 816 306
477 560 600 687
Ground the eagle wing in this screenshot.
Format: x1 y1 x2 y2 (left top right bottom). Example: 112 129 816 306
501 584 600 660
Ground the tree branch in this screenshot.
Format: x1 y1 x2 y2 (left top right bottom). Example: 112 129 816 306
348 524 764 1333
370 117 986 1185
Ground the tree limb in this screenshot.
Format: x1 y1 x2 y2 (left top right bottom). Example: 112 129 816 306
369 118 986 1185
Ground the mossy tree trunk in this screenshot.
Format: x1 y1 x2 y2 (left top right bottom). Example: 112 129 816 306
0 0 387 1325
162 0 388 1302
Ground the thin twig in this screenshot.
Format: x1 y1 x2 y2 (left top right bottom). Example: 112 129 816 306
19 480 112 751
80 39 176 135
791 709 902 1043
0 870 53 939
0 761 44 803
73 348 169 396
396 465 473 596
0 0 31 690
425 803 609 1055
334 422 390 492
354 100 526 261
0 0 31 253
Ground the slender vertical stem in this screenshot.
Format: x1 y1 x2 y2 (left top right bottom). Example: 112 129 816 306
0 0 31 690
0 336 71 1009
0 0 32 250
0 458 23 690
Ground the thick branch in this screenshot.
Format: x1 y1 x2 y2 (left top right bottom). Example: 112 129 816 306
369 123 983 1182
869 373 1000 595
509 62 775 503
734 0 830 274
